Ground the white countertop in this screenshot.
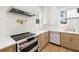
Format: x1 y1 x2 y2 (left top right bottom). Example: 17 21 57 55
32 29 79 35
32 30 49 36
0 37 16 50
50 29 79 34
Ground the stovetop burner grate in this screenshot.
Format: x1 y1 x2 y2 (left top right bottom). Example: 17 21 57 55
11 32 35 41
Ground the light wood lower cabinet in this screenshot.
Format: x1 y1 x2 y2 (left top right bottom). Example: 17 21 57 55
71 34 79 51
0 44 16 52
45 32 50 44
38 32 50 51
61 33 79 51
61 33 72 49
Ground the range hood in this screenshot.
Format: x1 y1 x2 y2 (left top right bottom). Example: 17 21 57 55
9 8 35 17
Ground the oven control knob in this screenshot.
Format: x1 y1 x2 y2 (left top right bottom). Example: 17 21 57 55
19 47 22 50
19 43 22 45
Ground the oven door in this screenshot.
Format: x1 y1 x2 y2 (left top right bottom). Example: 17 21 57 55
21 40 38 52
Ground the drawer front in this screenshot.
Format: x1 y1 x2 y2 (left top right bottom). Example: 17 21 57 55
60 33 72 49
61 36 72 48
72 34 79 39
71 34 79 51
61 32 79 51
38 35 45 51
60 32 72 37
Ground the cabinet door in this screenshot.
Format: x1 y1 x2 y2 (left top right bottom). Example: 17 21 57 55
40 7 49 24
67 9 77 18
45 32 49 45
38 33 46 51
49 7 58 24
0 45 16 52
60 33 72 49
67 10 71 18
38 32 49 51
76 8 79 17
71 9 77 17
71 34 79 51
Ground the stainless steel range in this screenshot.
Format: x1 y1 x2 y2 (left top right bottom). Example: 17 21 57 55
11 32 38 52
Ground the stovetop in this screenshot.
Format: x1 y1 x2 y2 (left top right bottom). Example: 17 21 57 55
11 32 36 41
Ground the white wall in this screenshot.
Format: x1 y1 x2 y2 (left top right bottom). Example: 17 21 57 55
0 6 8 38
0 6 44 37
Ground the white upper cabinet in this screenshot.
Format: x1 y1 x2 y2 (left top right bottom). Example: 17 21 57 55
67 10 71 18
76 8 79 17
40 7 49 24
49 7 59 24
67 9 79 18
70 9 77 17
